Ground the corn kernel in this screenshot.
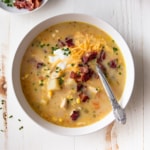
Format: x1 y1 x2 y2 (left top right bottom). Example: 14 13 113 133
48 90 53 98
76 98 81 104
58 118 63 122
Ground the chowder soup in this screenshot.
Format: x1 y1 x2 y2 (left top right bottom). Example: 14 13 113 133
20 21 126 127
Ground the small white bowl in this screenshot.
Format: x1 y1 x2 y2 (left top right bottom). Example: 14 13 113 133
12 13 135 136
0 0 48 14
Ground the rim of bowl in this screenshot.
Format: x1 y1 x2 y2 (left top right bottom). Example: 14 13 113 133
12 13 135 136
0 0 48 14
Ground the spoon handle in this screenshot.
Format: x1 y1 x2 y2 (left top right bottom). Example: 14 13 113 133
96 65 126 124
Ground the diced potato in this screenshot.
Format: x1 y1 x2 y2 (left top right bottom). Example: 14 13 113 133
50 71 61 79
60 98 68 109
87 86 99 98
64 78 77 89
47 78 60 90
60 98 67 108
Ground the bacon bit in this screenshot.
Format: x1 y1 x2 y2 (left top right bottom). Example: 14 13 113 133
81 69 93 82
65 37 74 47
97 49 106 63
14 0 42 11
57 37 74 47
70 65 93 82
77 83 83 92
70 71 80 80
108 59 118 68
79 92 89 102
82 51 97 64
36 62 45 69
80 66 93 82
79 65 89 73
70 110 80 121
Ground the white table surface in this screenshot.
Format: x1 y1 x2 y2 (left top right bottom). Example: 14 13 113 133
0 0 149 150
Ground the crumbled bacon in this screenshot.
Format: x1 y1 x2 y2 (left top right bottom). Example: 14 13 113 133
82 51 97 64
97 49 106 63
14 0 42 11
70 71 81 81
65 37 74 47
79 92 89 102
108 59 118 68
70 65 93 82
36 62 45 69
57 37 74 48
77 83 84 92
70 110 80 121
79 65 89 74
81 69 93 82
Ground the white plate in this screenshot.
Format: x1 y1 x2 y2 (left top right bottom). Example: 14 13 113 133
0 0 48 14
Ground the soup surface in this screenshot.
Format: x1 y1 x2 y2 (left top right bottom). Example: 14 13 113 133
21 21 126 127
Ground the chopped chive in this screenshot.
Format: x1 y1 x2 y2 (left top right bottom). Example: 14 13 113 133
46 75 50 78
113 47 118 52
19 126 24 130
112 40 115 43
71 63 75 66
9 115 13 118
58 77 64 86
1 100 5 105
62 48 71 56
18 119 21 122
55 67 61 73
51 46 59 54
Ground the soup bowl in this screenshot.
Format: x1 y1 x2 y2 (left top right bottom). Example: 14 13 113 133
0 0 48 14
12 13 135 136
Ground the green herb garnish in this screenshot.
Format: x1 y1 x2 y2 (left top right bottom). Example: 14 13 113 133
55 67 61 73
58 77 64 86
51 46 59 54
1 0 13 7
62 48 71 56
18 119 21 122
113 47 118 52
0 129 4 132
1 100 5 105
71 63 75 67
19 126 24 130
9 115 13 118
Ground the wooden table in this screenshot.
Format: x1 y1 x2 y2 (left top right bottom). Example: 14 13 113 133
0 0 149 149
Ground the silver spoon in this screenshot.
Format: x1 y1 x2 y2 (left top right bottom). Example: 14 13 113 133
96 64 126 124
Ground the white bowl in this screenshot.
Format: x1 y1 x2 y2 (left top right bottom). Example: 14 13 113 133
12 13 135 136
0 0 48 14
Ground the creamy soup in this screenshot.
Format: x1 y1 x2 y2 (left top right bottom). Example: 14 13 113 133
20 21 126 127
